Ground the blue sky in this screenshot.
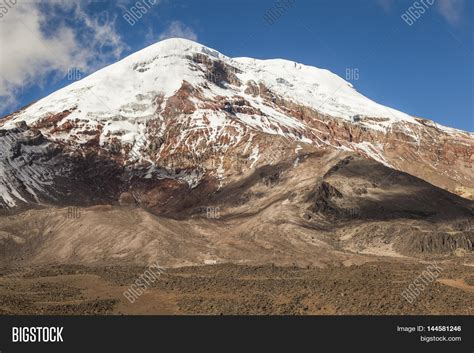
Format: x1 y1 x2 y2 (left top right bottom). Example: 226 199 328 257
0 0 472 131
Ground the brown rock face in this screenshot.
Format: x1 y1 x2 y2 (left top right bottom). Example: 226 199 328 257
162 81 198 117
189 53 242 87
310 181 343 214
246 83 474 199
33 108 77 130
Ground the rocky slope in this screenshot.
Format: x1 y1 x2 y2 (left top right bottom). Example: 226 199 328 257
0 38 473 212
0 151 472 266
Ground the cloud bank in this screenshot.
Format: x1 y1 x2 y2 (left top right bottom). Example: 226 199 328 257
0 0 127 110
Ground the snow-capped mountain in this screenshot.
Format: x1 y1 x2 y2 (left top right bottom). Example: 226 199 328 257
1 38 473 209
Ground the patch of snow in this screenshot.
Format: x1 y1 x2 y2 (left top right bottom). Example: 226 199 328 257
249 145 260 168
353 141 392 167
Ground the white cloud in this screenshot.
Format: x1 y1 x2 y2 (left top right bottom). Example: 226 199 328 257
0 1 127 111
144 26 158 45
376 0 465 26
159 21 198 42
436 0 464 26
376 0 393 12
